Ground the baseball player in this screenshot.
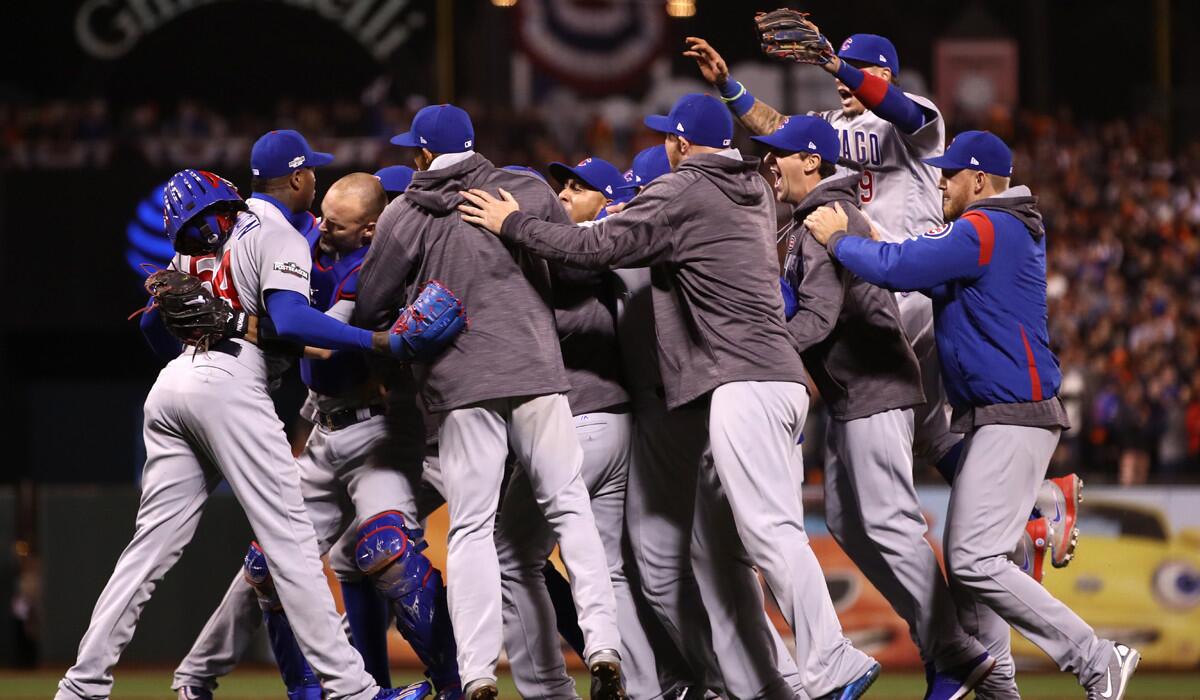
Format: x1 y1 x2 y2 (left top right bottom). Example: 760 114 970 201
352 104 625 700
58 152 431 700
608 143 812 700
757 114 995 699
460 93 879 700
805 130 1140 700
686 29 1084 575
170 172 462 700
493 155 670 699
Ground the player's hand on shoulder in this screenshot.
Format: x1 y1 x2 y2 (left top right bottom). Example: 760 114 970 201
683 37 729 87
458 188 520 235
805 202 849 245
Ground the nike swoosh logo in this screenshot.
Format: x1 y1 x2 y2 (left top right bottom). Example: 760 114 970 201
1100 669 1113 698
1054 500 1063 523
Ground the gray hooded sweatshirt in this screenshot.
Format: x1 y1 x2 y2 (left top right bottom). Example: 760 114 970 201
499 152 806 409
354 153 572 412
782 173 925 421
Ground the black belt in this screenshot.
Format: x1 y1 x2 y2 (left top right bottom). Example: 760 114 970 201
207 339 242 357
315 405 386 431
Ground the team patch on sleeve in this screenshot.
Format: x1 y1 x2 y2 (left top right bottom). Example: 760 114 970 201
272 261 310 280
922 222 952 239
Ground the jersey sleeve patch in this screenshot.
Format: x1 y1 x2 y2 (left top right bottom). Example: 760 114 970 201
960 210 995 265
273 261 311 281
922 222 952 239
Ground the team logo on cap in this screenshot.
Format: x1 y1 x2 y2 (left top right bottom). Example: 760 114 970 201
252 168 260 176
579 158 592 166
878 54 888 63
808 141 818 150
969 156 980 166
723 139 731 146
288 156 305 168
776 116 790 131
465 139 473 148
605 185 613 195
676 122 685 132
841 37 853 51
420 136 428 144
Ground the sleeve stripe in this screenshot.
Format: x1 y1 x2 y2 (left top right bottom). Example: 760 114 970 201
961 210 994 265
854 72 889 109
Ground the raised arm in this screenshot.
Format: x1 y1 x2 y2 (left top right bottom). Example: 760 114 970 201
684 37 787 135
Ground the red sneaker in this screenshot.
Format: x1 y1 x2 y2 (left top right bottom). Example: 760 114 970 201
1038 474 1084 568
1018 517 1051 583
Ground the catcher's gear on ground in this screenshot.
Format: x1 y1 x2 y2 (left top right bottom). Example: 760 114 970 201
390 280 467 361
755 8 834 65
141 268 249 350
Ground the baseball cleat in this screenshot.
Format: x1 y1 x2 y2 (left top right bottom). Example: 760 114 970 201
462 679 497 700
1042 474 1083 568
1086 643 1140 700
816 661 881 700
177 687 213 700
924 652 996 700
1015 516 1051 583
588 649 627 700
374 681 434 700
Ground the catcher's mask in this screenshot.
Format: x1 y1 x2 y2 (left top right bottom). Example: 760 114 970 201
163 169 248 255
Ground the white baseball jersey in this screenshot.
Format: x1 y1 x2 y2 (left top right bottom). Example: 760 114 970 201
816 93 945 243
173 199 312 317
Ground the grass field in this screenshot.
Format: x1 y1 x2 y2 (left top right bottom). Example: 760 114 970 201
4 669 1199 699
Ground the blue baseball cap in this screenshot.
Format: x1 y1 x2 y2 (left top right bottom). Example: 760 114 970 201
374 165 415 195
391 104 475 154
751 115 840 163
618 145 672 193
837 34 899 74
548 156 626 199
922 130 1013 177
250 130 334 179
644 93 733 149
503 165 549 183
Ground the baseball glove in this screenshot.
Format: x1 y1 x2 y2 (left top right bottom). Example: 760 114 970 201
755 8 833 65
391 280 467 362
141 268 248 350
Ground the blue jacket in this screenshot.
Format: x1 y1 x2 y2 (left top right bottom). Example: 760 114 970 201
827 186 1061 412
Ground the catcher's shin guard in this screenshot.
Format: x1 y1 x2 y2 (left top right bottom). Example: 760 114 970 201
243 543 323 700
356 512 461 698
341 578 393 688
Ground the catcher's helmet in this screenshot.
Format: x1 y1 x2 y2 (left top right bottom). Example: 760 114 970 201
163 169 247 254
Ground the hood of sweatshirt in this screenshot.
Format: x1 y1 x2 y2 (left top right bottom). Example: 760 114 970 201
677 152 766 207
791 172 860 218
404 153 494 215
965 185 1045 240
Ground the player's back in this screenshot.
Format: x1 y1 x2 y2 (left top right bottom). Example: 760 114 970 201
359 153 572 412
818 93 944 242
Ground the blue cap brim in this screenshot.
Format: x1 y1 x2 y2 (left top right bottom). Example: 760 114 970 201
921 154 965 171
549 162 609 193
308 152 335 168
643 114 674 135
750 131 802 153
390 131 421 147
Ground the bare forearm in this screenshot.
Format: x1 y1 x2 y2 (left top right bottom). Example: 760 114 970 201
738 98 788 136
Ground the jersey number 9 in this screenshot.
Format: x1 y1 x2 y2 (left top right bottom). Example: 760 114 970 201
859 170 875 204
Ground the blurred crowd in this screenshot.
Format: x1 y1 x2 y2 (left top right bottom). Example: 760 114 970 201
3 98 1199 484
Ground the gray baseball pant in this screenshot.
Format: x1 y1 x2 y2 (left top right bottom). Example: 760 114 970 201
897 292 961 466
945 425 1110 689
824 409 986 671
699 381 873 699
438 393 620 688
57 352 378 700
171 415 416 690
625 391 808 699
498 410 663 699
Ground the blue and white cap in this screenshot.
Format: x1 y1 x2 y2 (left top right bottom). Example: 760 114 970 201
548 157 626 198
251 130 334 179
391 104 475 154
644 94 733 149
923 130 1013 177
